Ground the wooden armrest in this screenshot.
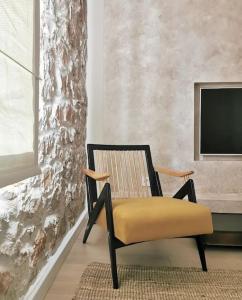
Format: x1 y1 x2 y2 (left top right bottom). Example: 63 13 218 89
81 168 110 181
154 166 194 178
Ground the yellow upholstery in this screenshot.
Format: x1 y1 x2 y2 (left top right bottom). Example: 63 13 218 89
97 196 213 245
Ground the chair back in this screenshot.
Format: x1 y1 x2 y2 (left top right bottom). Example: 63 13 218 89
86 144 162 212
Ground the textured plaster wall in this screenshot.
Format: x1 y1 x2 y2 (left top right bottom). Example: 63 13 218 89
0 0 87 298
103 0 242 197
86 0 104 143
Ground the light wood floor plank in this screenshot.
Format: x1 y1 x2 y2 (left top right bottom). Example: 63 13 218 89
44 223 242 299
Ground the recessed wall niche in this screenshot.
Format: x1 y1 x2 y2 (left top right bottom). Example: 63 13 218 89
194 82 242 161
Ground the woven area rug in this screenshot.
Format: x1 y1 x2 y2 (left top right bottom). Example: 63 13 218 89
72 262 242 299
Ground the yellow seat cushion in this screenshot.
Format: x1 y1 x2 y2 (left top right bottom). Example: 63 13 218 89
97 196 213 244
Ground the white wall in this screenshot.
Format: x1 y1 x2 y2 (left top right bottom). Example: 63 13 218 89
86 0 242 204
86 0 104 143
101 0 242 199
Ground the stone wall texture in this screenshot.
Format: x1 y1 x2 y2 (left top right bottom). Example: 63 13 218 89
102 0 242 198
0 1 87 299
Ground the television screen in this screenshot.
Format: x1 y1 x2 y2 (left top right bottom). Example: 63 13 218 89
200 88 242 155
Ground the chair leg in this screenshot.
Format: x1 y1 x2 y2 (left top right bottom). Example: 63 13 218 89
195 236 207 271
82 186 107 244
82 221 93 244
108 235 119 289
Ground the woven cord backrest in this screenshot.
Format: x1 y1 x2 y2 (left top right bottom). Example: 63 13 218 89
94 150 152 198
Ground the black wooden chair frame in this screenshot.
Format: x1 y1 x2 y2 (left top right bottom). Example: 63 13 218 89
83 144 207 289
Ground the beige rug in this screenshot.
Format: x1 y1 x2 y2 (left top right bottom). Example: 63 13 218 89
73 262 242 299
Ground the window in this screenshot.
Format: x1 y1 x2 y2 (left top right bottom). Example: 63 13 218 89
0 0 40 188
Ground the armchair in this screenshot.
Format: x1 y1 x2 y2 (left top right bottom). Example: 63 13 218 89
82 144 213 288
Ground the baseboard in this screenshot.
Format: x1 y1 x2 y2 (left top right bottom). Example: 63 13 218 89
22 208 88 300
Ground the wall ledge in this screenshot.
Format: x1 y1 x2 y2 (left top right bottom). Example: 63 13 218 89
196 193 242 202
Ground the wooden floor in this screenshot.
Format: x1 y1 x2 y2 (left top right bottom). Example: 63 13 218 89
44 223 242 300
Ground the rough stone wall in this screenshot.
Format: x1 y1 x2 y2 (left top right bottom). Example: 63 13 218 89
0 1 87 299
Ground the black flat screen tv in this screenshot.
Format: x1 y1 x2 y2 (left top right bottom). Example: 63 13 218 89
200 87 242 155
